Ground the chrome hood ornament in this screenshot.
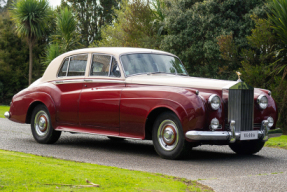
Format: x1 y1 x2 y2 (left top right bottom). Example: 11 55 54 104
236 71 242 81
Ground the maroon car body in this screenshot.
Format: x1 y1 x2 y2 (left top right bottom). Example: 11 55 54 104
4 47 282 159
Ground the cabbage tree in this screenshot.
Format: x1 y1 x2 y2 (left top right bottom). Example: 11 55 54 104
10 0 51 85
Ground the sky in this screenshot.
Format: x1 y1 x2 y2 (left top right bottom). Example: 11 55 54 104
48 0 61 8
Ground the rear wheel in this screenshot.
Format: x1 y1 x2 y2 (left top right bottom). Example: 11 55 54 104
31 104 61 144
152 112 192 160
229 140 265 155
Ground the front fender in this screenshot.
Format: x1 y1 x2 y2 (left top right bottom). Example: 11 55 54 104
120 86 206 138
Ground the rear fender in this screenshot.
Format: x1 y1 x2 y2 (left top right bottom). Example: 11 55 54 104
10 92 56 128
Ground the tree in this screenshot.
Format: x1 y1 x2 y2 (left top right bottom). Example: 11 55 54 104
0 12 29 104
268 0 287 80
94 0 162 49
43 7 81 66
10 0 52 85
219 15 287 132
161 0 267 80
63 0 120 47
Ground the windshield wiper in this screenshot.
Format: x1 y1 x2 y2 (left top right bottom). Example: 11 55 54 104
147 72 167 75
177 73 188 76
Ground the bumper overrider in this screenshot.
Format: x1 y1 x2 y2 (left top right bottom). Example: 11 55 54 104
185 120 282 142
4 111 10 119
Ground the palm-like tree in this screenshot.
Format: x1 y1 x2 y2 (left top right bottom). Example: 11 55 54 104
10 0 51 85
268 0 287 79
43 7 81 66
56 7 78 51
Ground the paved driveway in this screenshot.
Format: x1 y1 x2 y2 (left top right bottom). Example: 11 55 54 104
0 118 286 192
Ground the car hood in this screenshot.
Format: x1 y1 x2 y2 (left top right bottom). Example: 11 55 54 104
125 74 238 90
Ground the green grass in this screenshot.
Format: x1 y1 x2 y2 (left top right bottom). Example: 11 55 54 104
266 135 287 150
0 150 212 192
0 105 9 118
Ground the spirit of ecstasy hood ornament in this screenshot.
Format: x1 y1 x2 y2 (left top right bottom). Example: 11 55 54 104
236 71 242 81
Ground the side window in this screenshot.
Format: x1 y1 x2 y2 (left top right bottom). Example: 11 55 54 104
67 55 88 76
58 54 88 77
90 54 111 76
110 57 121 77
58 58 69 77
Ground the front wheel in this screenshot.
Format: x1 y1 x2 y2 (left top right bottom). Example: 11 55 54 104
152 112 192 160
229 140 265 155
31 104 61 144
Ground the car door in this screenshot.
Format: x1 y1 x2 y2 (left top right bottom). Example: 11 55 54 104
79 54 124 132
54 54 88 125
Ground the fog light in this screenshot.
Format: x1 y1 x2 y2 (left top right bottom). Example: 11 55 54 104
210 118 219 130
267 116 274 128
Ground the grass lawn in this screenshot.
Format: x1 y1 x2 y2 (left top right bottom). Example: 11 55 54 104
0 105 9 118
0 150 212 192
265 135 287 150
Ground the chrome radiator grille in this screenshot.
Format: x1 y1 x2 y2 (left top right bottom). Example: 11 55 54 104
228 89 254 132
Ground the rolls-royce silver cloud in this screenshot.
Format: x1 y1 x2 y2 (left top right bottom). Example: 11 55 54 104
4 47 282 159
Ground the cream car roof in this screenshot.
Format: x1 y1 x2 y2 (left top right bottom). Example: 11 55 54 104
41 47 174 83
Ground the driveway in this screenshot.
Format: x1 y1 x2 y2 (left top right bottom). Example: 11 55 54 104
0 118 286 192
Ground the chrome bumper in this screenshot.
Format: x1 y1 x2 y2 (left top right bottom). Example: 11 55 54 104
4 112 10 119
185 128 282 142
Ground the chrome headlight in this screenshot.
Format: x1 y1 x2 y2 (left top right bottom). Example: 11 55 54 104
257 95 268 109
267 116 274 128
208 94 220 110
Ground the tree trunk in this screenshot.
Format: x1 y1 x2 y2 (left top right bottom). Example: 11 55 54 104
28 40 33 85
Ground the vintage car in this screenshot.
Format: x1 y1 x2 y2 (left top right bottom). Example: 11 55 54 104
4 47 282 159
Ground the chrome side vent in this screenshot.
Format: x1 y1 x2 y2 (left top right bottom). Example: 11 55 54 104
227 81 254 132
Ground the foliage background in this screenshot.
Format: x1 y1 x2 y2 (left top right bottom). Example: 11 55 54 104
0 0 286 132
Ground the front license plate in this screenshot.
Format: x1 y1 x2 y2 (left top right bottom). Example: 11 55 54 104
240 131 258 140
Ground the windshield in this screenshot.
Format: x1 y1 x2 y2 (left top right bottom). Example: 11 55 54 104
120 53 188 76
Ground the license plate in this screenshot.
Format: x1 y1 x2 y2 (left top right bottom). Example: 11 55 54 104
240 131 258 140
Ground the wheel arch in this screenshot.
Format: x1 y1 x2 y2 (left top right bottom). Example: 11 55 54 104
26 101 45 124
145 107 179 140
24 92 57 128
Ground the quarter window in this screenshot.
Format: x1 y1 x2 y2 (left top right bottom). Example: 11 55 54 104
110 57 121 77
58 54 88 77
58 58 69 77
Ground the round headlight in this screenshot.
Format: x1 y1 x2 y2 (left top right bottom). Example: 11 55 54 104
208 94 220 110
257 95 268 109
267 116 274 128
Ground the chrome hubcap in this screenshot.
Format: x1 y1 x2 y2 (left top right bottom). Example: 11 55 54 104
39 116 47 131
157 120 179 151
34 111 49 136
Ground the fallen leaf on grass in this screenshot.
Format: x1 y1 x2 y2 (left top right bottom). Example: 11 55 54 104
44 179 99 188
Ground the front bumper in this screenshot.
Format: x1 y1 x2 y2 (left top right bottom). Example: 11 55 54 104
185 128 282 142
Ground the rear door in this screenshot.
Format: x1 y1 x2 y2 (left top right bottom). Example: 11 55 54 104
54 54 88 125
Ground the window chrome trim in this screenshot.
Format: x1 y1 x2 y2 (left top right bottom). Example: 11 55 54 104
119 52 188 78
83 79 125 84
53 79 126 84
54 79 85 84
